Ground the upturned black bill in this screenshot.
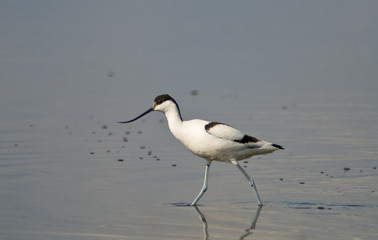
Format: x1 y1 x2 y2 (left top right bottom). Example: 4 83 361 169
118 107 154 123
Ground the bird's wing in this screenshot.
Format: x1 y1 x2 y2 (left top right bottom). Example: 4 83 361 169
204 122 260 143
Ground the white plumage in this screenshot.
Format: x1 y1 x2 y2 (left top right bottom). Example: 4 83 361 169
119 94 284 206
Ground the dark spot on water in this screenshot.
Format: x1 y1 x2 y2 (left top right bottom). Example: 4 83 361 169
92 131 96 134
139 157 143 160
172 164 177 167
344 167 350 171
123 137 128 142
90 152 94 154
244 165 247 168
14 144 18 147
373 167 377 170
125 131 130 135
107 71 114 77
282 105 288 110
279 178 284 181
243 160 248 164
318 206 325 210
140 146 145 149
106 150 110 153
137 131 142 134
102 125 108 129
148 151 152 155
29 124 34 127
299 182 305 184
156 158 160 161
98 140 102 142
159 118 164 123
190 90 199 96
108 132 113 136
117 159 124 162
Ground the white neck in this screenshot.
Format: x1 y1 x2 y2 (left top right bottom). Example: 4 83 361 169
164 106 183 136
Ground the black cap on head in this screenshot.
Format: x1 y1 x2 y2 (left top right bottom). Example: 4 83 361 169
154 94 174 106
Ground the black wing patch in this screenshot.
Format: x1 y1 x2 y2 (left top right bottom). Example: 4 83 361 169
205 122 260 144
234 135 259 143
204 122 224 131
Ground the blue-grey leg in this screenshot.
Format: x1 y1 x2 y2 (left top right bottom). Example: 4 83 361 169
191 161 211 206
231 160 263 206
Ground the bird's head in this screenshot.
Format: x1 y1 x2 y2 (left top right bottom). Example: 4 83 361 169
119 94 181 124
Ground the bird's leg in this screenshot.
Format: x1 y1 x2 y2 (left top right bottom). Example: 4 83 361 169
191 161 211 206
231 160 263 206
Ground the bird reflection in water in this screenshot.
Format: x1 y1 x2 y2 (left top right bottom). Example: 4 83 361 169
193 206 262 240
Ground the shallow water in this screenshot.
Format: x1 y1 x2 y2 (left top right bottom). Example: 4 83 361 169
1 2 378 238
1 85 377 240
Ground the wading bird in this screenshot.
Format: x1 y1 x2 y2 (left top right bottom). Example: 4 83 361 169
119 94 284 206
